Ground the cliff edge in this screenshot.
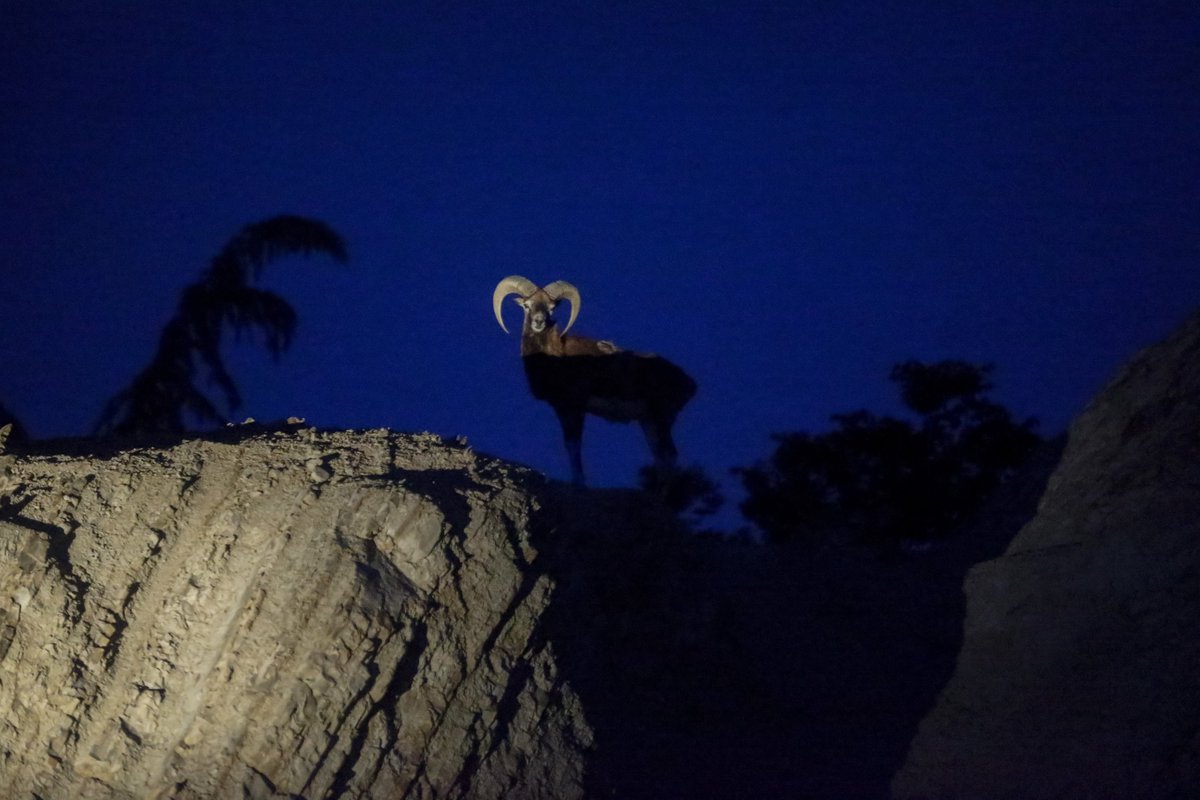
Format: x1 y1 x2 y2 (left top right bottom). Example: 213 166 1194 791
0 427 599 799
7 307 1200 800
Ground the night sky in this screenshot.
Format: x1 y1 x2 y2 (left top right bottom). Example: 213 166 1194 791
3 2 1198 527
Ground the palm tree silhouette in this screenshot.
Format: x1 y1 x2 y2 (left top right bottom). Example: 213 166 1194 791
96 215 348 436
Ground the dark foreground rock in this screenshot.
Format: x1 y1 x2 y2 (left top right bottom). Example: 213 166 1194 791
894 310 1200 800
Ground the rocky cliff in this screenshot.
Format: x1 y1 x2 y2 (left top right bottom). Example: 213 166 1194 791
894 309 1200 799
6 309 1199 800
0 427 601 799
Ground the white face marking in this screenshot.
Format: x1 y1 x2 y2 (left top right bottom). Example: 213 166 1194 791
522 296 552 333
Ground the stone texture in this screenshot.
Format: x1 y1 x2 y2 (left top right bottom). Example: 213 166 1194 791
893 310 1200 800
0 419 1065 800
0 427 592 799
8 310 1199 800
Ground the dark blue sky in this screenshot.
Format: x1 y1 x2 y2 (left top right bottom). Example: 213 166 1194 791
2 2 1198 523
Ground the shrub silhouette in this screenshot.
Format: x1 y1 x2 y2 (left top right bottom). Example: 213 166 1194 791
638 463 724 531
96 216 347 436
737 360 1040 545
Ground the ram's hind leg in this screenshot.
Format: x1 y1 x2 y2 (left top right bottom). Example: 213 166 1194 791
555 408 587 486
639 418 679 473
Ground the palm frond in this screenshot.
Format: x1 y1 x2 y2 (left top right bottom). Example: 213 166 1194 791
216 286 298 358
190 323 243 413
208 215 348 285
95 318 196 434
95 350 223 435
98 215 345 436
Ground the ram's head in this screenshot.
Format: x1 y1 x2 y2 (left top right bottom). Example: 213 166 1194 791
493 276 581 336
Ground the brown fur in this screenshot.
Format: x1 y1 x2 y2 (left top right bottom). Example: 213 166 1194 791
509 286 695 485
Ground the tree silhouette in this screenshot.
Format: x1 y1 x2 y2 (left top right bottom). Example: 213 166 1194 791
96 216 347 436
737 360 1040 546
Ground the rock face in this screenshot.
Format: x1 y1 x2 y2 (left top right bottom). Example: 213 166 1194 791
7 310 1199 800
0 427 594 799
894 310 1200 799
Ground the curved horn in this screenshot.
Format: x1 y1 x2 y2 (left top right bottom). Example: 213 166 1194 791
493 275 538 333
544 280 581 335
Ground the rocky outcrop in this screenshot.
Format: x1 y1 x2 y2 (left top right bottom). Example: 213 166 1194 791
894 310 1200 799
0 427 595 799
8 310 1198 800
0 418 1066 800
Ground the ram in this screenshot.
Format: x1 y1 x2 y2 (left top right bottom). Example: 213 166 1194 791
493 275 696 486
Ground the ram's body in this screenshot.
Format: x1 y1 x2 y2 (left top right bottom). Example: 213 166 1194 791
494 276 696 486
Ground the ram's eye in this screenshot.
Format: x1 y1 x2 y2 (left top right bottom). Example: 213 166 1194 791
548 301 558 311
519 299 531 310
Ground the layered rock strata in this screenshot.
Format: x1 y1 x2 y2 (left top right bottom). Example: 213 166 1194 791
0 428 592 799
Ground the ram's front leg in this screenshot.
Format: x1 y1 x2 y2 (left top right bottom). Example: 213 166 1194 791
553 406 587 486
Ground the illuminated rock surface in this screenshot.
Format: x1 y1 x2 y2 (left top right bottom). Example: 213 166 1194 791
0 428 595 799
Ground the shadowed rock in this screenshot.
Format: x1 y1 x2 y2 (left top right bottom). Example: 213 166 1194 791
894 309 1200 800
